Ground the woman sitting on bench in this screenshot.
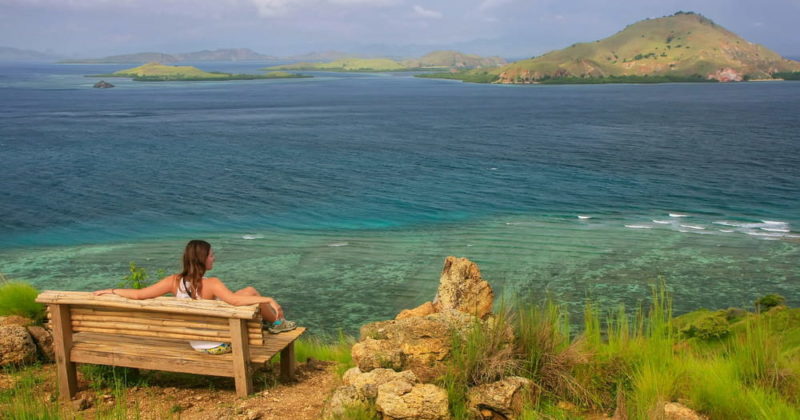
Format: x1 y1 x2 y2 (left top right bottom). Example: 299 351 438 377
94 239 296 354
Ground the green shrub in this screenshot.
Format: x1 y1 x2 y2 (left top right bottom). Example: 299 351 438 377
755 294 787 312
0 280 45 323
679 311 730 340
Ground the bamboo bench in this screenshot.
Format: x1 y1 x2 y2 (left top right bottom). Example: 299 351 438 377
36 291 305 400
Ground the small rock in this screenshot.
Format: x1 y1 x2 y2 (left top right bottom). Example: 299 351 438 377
0 316 33 327
0 325 37 366
376 382 449 420
396 301 436 320
326 385 367 418
244 409 262 420
93 80 115 88
663 402 707 420
72 396 91 411
102 393 113 401
467 376 534 420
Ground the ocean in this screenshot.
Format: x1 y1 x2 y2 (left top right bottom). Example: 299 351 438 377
1 62 798 335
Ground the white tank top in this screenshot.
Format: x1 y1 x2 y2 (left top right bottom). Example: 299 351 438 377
176 278 226 350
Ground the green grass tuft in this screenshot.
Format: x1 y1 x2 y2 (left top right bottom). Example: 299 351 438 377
0 279 45 323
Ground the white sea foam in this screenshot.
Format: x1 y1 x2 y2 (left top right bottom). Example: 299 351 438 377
763 220 787 225
669 213 688 218
718 229 735 233
761 227 790 233
490 167 498 170
680 224 705 230
746 231 784 238
652 220 671 224
625 224 652 229
328 242 349 247
578 215 591 220
241 234 264 240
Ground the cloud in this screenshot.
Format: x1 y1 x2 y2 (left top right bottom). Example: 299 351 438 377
249 0 298 17
413 4 442 18
478 0 512 12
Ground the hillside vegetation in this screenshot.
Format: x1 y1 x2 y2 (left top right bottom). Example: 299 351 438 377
266 58 408 72
90 62 308 81
424 12 800 84
403 50 506 69
266 51 506 72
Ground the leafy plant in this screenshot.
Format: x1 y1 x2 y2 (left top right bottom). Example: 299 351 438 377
119 262 163 289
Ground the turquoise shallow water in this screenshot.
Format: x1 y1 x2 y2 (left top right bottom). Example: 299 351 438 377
1 62 798 334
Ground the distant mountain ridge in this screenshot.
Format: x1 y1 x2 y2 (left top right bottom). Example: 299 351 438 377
61 48 278 64
0 46 60 62
492 12 800 83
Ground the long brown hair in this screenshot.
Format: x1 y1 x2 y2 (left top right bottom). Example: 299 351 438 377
179 240 211 299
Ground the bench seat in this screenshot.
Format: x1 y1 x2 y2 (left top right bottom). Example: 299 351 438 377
70 329 305 377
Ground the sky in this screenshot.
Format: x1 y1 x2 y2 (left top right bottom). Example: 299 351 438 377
1 0 798 59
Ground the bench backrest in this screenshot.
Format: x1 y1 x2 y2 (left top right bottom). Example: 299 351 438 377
37 291 265 346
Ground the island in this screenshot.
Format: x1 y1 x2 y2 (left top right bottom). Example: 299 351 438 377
418 12 800 84
89 62 310 82
263 51 507 73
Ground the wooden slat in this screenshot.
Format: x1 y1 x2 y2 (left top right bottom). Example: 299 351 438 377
71 307 230 325
51 304 78 401
71 333 235 377
230 318 253 397
36 291 259 319
68 312 263 333
72 320 233 338
251 328 306 364
69 329 305 373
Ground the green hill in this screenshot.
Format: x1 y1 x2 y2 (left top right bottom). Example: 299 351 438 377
426 12 800 84
90 62 309 81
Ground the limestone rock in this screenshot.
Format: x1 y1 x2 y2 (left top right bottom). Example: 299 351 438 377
467 377 534 419
343 367 419 399
354 310 477 382
376 382 449 420
434 256 494 319
396 301 436 320
325 385 368 418
0 325 37 366
27 325 55 362
662 402 707 420
0 315 34 327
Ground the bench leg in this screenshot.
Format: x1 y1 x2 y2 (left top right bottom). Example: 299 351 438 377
51 304 78 401
280 342 296 381
229 319 253 397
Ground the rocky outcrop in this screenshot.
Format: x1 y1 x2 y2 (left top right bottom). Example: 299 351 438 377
707 68 743 82
343 367 419 399
0 325 37 366
395 301 436 320
467 377 534 419
27 325 55 361
433 256 494 319
375 381 449 420
93 80 115 88
354 309 477 382
328 368 448 419
0 315 34 327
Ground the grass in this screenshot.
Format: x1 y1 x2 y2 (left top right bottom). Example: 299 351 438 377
441 283 800 419
0 275 45 323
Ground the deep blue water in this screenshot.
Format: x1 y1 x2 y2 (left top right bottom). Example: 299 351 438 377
1 62 799 334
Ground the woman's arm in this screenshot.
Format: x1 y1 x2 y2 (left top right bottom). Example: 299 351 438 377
204 277 282 314
93 275 176 300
